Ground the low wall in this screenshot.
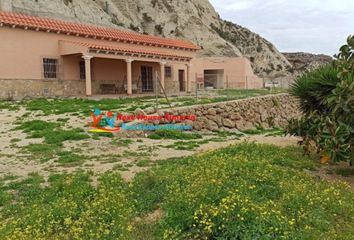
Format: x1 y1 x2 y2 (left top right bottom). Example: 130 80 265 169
155 93 300 131
0 79 86 100
0 78 183 99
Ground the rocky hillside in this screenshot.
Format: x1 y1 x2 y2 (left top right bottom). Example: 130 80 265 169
283 52 333 75
6 0 292 76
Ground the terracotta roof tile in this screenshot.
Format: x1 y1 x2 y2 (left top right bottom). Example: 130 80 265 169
65 41 192 60
0 11 199 50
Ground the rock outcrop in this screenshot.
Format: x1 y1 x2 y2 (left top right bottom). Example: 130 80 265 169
283 52 333 75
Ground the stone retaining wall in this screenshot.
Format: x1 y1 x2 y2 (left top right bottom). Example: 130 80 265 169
0 79 86 100
153 93 300 131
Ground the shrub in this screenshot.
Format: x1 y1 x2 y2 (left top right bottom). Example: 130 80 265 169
287 36 354 164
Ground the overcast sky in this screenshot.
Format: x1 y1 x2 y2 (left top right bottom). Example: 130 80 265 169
209 0 353 55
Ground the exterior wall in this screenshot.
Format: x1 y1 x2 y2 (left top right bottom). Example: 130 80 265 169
0 26 195 98
62 54 82 81
0 27 195 80
164 62 188 94
0 24 264 98
191 57 263 89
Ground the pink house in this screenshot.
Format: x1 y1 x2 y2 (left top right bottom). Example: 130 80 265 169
0 12 262 99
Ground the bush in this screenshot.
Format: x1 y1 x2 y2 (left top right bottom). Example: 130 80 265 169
287 36 354 164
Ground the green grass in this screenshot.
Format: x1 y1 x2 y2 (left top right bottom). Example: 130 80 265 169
15 119 58 133
136 159 152 167
10 138 21 143
56 117 70 122
56 151 86 166
241 127 285 136
112 163 131 171
22 97 157 115
165 141 201 150
332 168 354 177
22 143 61 162
164 136 238 151
17 120 90 163
91 132 114 139
0 101 20 111
217 88 285 98
123 150 150 158
15 120 89 145
96 154 122 163
131 143 352 239
148 129 202 140
45 128 89 145
214 130 244 138
0 174 18 182
111 138 133 146
2 89 286 117
0 143 353 239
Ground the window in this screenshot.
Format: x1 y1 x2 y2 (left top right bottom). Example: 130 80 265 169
43 58 58 79
165 66 172 78
79 60 86 80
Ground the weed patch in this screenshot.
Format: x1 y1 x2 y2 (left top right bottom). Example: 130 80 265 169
0 143 353 239
56 151 86 166
22 144 60 162
148 129 201 140
0 101 20 111
165 141 200 150
241 127 284 136
131 143 352 239
331 168 354 177
16 120 89 145
136 160 152 167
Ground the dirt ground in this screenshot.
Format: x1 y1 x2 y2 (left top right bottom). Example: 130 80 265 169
0 107 353 188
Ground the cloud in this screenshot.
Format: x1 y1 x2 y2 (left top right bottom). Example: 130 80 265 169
224 1 254 11
209 0 353 55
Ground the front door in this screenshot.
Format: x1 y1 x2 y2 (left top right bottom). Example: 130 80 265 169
179 70 185 92
141 66 153 92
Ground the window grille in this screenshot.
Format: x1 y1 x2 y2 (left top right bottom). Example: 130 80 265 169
165 66 172 78
43 58 58 79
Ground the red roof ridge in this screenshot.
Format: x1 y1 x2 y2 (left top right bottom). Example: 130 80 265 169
0 11 199 51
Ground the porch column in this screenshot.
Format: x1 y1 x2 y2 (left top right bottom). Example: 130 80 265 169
159 62 166 94
186 63 192 93
82 55 93 96
125 59 134 95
